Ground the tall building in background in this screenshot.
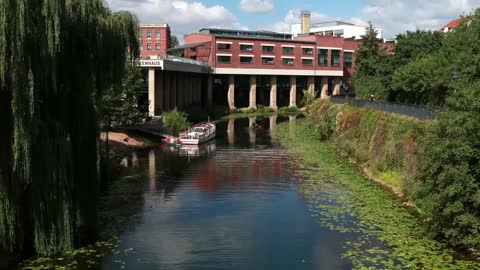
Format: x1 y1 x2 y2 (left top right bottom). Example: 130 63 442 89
291 11 383 40
139 24 171 58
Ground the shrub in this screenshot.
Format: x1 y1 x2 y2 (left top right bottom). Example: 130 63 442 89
415 81 480 248
257 105 274 114
278 106 300 114
301 90 318 108
163 109 190 136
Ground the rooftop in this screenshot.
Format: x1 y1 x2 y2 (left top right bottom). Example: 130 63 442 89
311 21 358 28
199 28 293 40
438 18 462 31
140 23 169 28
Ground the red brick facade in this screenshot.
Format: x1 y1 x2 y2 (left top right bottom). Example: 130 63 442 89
139 24 171 58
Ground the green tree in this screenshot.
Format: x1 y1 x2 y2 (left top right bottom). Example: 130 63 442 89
393 30 444 67
390 55 446 105
170 34 180 48
99 61 145 130
416 80 480 248
163 109 190 136
0 0 139 257
351 22 393 100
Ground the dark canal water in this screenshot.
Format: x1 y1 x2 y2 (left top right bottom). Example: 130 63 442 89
99 116 356 270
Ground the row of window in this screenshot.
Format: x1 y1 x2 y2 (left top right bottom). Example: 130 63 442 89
218 43 314 55
217 52 353 67
140 43 161 51
140 30 162 39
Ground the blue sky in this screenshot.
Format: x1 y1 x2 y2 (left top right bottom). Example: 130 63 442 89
202 0 364 27
107 0 480 39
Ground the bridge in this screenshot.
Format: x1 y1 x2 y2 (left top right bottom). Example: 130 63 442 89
139 54 213 116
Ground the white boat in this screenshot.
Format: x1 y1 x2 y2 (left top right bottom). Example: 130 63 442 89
179 122 216 145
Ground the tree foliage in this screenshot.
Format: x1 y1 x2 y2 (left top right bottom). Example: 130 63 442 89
416 81 480 247
0 0 139 257
99 61 145 129
170 34 180 48
163 109 190 136
351 22 393 100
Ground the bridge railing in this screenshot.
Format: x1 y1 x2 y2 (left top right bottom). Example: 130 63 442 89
330 96 439 120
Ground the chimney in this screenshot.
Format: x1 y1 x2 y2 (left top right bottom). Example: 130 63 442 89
301 10 311 34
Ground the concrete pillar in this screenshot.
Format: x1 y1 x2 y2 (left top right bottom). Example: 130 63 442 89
164 71 171 111
333 78 341 96
156 71 164 113
249 75 257 109
270 75 278 111
320 77 329 99
148 69 155 117
307 76 315 95
228 74 235 110
207 75 213 106
289 76 297 107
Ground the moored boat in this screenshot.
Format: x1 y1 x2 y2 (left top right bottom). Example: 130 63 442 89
179 122 216 145
161 135 181 147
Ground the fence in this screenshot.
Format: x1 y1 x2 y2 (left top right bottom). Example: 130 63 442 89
330 96 439 120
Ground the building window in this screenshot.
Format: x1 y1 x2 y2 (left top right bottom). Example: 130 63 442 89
218 55 231 63
147 43 152 51
140 41 143 51
217 43 231 51
282 46 294 54
331 50 341 66
282 58 294 65
156 30 160 39
147 30 152 39
344 52 353 68
319 49 328 66
156 43 160 51
262 57 274 64
302 58 313 65
240 56 253 64
302 48 313 55
262 45 274 53
240 44 253 52
140 30 143 38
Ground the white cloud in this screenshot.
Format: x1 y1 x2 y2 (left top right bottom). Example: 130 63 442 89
106 0 247 38
239 0 274 13
357 0 480 38
265 9 330 33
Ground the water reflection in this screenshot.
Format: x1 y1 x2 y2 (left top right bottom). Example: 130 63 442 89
99 115 354 270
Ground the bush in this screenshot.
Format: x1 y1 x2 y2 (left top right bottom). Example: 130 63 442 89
163 109 190 136
278 106 300 114
257 105 274 114
415 81 480 248
301 90 318 108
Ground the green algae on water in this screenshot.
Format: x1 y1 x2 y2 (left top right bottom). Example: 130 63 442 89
275 120 480 270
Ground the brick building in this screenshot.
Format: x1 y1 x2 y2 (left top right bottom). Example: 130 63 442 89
139 24 171 58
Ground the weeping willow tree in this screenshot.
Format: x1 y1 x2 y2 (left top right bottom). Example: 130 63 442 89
0 0 139 257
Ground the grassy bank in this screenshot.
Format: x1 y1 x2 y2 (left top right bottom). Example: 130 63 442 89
307 100 429 198
275 120 479 269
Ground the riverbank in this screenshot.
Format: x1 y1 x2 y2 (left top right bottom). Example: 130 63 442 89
275 120 479 269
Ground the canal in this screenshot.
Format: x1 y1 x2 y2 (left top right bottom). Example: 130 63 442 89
94 116 360 270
